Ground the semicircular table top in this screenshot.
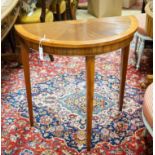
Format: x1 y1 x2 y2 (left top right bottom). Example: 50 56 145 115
15 16 138 49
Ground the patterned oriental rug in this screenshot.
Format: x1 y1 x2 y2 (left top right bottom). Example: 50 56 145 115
1 38 153 154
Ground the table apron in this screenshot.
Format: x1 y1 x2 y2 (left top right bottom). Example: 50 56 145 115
25 36 134 56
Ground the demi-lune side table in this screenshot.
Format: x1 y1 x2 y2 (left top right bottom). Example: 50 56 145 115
15 16 138 151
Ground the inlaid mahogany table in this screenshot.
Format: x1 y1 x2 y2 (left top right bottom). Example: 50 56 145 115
15 16 138 151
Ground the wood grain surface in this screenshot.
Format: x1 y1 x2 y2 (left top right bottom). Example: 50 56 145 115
15 16 138 49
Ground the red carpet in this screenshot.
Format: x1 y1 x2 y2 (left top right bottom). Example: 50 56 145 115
1 38 153 154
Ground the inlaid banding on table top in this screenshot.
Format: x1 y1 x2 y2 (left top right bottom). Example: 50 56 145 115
15 16 138 48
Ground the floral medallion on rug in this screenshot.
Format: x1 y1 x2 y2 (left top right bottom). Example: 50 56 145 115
1 39 153 154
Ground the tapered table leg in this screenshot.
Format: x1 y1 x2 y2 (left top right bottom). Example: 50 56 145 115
119 45 130 111
85 56 95 151
21 40 34 126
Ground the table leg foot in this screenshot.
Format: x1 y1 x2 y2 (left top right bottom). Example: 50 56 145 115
119 45 129 111
21 39 34 126
86 56 95 151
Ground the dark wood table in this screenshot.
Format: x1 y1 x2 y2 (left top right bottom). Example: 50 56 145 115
15 16 138 151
